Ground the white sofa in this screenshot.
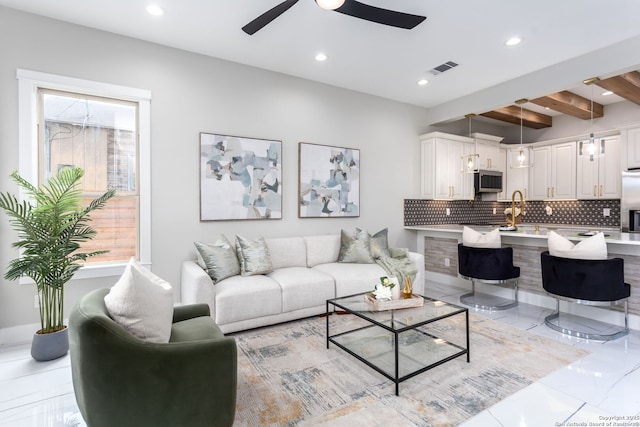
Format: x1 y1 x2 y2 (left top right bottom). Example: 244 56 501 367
181 234 425 334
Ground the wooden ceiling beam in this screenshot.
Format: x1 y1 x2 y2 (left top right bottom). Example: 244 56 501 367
480 106 552 129
530 91 603 120
595 71 640 105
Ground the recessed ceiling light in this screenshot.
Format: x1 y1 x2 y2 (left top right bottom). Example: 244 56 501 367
417 79 429 86
505 37 522 46
602 90 614 96
315 53 328 62
146 4 165 16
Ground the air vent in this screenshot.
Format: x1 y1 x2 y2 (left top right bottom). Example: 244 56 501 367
429 61 459 75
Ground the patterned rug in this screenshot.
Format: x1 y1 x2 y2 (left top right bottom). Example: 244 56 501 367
230 312 589 427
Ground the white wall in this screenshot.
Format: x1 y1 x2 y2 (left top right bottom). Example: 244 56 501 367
0 7 432 332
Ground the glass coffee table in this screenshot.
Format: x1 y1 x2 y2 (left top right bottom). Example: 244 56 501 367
326 292 469 396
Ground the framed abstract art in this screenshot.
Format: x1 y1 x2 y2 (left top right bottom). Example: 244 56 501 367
200 133 282 221
298 142 360 218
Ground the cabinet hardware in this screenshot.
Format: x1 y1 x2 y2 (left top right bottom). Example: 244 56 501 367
594 185 597 197
600 185 603 197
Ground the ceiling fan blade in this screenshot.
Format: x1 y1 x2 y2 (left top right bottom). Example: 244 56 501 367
242 0 301 35
334 0 426 29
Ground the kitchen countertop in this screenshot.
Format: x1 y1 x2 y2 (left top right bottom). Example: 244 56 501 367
405 224 640 245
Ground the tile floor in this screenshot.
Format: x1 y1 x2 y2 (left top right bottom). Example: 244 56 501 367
0 282 639 427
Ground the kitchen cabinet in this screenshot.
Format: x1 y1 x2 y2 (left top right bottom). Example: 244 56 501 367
529 142 576 200
497 147 507 200
470 133 503 170
420 132 474 200
504 147 530 201
625 127 640 169
576 136 620 199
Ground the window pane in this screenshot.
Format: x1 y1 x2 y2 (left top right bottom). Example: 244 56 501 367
39 90 139 262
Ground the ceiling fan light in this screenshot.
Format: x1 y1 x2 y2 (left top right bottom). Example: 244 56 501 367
316 0 345 10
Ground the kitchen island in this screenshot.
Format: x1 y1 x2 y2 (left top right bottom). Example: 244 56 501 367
406 224 640 330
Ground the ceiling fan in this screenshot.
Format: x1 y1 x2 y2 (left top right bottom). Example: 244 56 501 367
242 0 427 35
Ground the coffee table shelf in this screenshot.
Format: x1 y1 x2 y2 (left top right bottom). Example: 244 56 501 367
326 293 469 395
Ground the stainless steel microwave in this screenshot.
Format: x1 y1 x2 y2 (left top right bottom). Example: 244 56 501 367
474 169 503 193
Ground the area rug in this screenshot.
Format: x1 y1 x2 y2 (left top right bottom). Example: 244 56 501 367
230 313 590 427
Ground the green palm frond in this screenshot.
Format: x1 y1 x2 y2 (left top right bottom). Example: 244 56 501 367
0 168 115 333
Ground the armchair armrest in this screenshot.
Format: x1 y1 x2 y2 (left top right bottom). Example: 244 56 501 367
173 303 210 323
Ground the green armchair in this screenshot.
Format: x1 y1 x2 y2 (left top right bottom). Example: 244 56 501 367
69 288 237 427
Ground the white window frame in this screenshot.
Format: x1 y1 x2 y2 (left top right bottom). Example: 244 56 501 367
16 69 151 280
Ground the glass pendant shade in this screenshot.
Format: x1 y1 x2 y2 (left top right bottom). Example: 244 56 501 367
462 114 480 174
316 0 345 10
579 80 601 162
510 102 532 169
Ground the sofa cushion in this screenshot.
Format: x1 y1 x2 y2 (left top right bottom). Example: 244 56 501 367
104 258 174 343
236 235 274 276
313 262 387 297
548 231 607 260
304 235 341 267
268 267 335 312
214 275 282 324
265 237 307 269
194 236 240 283
338 229 375 263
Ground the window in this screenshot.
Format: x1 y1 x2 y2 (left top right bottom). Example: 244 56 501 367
17 69 151 279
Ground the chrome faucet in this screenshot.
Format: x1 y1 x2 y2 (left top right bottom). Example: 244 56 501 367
509 190 524 229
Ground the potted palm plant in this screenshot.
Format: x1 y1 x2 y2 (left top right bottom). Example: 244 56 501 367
0 167 114 361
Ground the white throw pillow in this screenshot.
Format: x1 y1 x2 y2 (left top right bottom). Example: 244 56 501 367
104 258 174 343
547 231 607 260
462 226 501 248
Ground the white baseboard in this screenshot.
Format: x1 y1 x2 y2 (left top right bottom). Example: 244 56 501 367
0 322 40 347
425 271 639 331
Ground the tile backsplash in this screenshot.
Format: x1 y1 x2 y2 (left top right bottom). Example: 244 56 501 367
404 198 621 228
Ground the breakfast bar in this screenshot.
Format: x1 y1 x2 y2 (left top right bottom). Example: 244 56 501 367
406 224 640 329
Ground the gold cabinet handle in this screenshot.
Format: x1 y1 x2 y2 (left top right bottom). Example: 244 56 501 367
600 185 603 197
547 187 550 198
593 185 597 197
552 187 555 198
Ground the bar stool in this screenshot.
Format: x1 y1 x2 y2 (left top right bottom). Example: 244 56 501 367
457 244 520 310
540 251 630 340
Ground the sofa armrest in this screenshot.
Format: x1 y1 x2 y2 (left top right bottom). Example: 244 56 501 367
172 303 211 323
181 260 216 319
408 251 425 296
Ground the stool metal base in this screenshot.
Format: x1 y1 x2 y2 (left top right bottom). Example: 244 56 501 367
459 277 518 311
544 299 629 341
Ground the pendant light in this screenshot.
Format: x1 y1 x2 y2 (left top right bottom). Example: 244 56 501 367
461 113 479 174
510 98 532 169
316 0 345 10
582 77 600 162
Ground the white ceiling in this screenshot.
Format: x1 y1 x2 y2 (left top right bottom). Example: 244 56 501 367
2 0 640 112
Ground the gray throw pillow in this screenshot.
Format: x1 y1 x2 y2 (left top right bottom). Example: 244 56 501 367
358 227 390 259
338 229 374 264
236 235 274 276
194 236 240 283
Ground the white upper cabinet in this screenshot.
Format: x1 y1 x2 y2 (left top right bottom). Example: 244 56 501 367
529 142 576 200
625 127 640 170
576 136 620 199
420 132 474 200
470 133 503 171
497 147 507 200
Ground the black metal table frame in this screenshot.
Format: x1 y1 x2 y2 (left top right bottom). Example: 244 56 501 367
326 292 470 396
